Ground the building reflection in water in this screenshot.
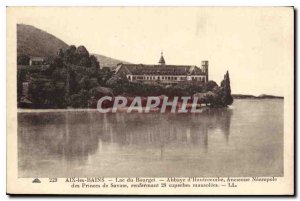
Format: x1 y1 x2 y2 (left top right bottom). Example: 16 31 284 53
18 108 232 168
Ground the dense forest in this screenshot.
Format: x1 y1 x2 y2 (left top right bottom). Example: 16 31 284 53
17 45 233 109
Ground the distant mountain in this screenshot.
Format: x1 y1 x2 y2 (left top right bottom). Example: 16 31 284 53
256 94 284 99
93 54 130 67
17 24 131 67
17 24 69 57
232 94 284 99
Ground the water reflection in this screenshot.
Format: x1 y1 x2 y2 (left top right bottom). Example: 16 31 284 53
18 109 232 163
18 100 284 177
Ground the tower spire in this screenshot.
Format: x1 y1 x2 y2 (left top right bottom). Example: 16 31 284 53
158 51 165 65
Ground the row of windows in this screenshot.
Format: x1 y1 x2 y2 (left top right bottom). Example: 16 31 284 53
191 77 206 81
127 75 206 82
30 61 47 65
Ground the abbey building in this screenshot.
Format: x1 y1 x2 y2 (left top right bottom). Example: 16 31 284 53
115 53 209 85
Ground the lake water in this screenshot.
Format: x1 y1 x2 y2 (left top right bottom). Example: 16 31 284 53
18 99 283 178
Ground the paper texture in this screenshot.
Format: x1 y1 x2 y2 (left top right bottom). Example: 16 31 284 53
7 7 294 195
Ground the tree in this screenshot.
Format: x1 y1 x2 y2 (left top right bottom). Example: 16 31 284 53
17 70 25 101
17 55 30 65
27 78 67 109
78 76 99 91
48 54 64 69
60 45 100 68
79 56 92 67
98 68 113 86
68 69 80 95
58 48 64 58
220 70 233 106
166 84 189 97
69 90 89 108
63 45 76 64
204 80 218 92
90 55 100 68
89 86 114 99
76 46 90 58
51 68 67 82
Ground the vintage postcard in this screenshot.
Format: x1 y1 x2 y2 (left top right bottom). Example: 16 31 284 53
7 7 294 195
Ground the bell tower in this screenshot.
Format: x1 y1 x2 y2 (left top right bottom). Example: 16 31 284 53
201 60 209 82
158 52 166 65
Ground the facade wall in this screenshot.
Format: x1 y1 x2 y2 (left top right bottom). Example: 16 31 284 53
126 74 207 84
29 58 46 66
118 60 209 85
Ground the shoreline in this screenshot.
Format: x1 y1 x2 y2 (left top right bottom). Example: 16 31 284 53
17 98 281 113
17 106 209 113
18 108 99 113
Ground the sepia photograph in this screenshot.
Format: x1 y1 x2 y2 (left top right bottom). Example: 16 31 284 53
6 7 294 195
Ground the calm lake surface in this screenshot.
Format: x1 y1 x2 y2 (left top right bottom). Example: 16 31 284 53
18 99 283 178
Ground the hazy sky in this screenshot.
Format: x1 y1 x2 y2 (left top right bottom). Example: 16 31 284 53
10 7 293 96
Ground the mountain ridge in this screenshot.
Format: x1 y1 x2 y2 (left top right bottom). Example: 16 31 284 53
17 24 69 57
17 24 130 67
232 94 284 99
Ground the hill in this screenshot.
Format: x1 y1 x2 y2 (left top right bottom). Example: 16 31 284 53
17 24 69 57
232 94 284 99
92 54 130 67
17 24 131 67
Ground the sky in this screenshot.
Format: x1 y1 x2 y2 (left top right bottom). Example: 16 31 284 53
9 7 293 96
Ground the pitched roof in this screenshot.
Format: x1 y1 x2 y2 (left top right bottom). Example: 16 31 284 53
116 64 206 76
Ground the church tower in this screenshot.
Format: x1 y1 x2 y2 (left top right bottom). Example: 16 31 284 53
201 60 209 81
158 52 166 65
